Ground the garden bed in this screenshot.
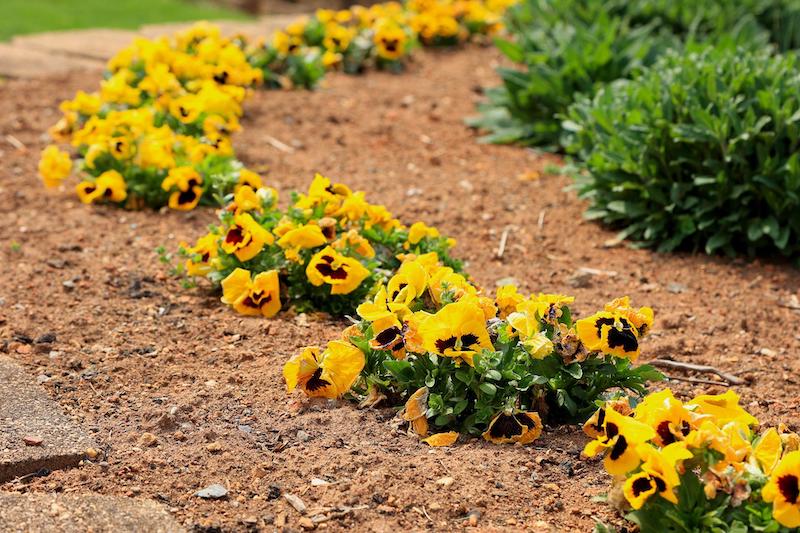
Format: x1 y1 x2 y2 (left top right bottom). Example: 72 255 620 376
1 46 799 531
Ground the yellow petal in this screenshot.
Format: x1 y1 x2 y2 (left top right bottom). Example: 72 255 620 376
422 432 459 447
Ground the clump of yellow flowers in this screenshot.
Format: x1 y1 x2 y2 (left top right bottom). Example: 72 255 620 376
38 0 515 208
38 23 264 209
585 390 800 531
180 173 460 317
276 0 514 74
283 253 663 447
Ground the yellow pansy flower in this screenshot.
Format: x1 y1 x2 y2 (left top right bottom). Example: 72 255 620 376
374 22 407 61
221 212 274 262
482 411 542 445
39 146 72 188
220 268 281 317
583 407 656 477
575 311 641 361
762 451 800 528
283 341 365 399
306 246 370 295
686 390 758 427
184 233 219 277
75 170 127 204
418 299 492 367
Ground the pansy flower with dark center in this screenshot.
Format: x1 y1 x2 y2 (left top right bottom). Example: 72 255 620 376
161 166 204 211
305 246 370 295
604 296 654 337
516 293 575 325
220 268 281 317
633 389 696 447
109 136 132 159
235 169 264 192
322 23 355 53
482 411 543 445
622 442 692 509
283 340 365 399
168 96 202 124
584 407 655 477
221 212 274 262
184 233 220 276
373 22 407 61
75 170 127 205
575 311 641 360
369 315 406 359
762 451 800 528
419 300 492 367
386 259 428 310
292 174 352 214
583 399 633 440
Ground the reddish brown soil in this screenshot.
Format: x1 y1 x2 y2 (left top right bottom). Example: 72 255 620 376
1 46 799 532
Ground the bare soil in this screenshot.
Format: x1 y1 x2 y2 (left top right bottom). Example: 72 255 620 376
1 45 799 532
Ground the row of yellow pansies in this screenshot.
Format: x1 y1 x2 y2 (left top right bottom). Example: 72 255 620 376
585 390 800 530
37 0 515 207
38 22 264 209
282 250 663 447
181 173 461 316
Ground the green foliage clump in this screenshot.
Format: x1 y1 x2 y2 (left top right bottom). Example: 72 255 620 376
466 0 674 148
623 0 800 52
468 0 792 148
563 48 800 258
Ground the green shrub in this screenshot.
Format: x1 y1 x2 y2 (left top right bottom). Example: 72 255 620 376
468 0 777 148
466 0 674 148
563 48 800 258
621 0 800 52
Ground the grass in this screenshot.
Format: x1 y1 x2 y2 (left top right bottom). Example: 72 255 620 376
1 0 251 41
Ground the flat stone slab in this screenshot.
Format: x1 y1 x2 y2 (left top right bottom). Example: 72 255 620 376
0 44 100 79
0 356 96 482
11 29 140 61
0 493 185 533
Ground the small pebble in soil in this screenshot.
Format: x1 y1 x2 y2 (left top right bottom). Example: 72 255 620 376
296 430 311 442
283 493 306 514
667 282 688 294
466 510 481 527
23 435 43 446
139 432 158 447
195 484 228 500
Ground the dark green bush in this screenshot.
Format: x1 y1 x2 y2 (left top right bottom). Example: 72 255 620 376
622 0 800 52
466 0 674 148
468 0 782 148
563 48 800 258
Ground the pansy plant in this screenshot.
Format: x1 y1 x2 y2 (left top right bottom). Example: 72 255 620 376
588 390 800 532
283 252 662 445
178 174 461 318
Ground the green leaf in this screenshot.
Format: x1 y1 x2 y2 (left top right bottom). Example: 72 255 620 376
484 370 503 381
479 382 497 396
